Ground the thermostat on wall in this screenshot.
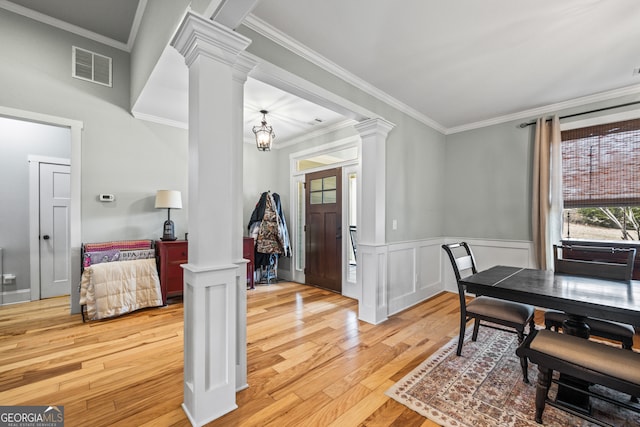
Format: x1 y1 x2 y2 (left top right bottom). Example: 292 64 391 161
99 194 115 202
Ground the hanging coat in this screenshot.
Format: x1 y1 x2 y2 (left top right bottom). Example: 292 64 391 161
272 193 291 257
256 193 285 255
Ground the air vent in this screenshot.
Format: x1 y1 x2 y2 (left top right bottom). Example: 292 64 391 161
72 46 112 87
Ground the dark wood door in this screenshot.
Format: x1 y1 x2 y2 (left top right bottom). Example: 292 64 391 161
305 167 342 292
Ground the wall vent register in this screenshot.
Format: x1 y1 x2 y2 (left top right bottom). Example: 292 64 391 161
72 46 112 87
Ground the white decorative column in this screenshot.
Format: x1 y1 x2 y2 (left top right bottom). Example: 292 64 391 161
171 12 252 426
231 52 256 392
355 118 395 324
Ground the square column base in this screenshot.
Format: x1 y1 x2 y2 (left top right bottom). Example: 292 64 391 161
357 243 388 324
182 263 239 426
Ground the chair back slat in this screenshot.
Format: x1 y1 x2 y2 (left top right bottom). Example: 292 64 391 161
553 245 636 282
442 242 478 284
456 255 474 274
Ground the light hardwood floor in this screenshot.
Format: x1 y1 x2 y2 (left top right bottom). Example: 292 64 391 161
1 282 549 426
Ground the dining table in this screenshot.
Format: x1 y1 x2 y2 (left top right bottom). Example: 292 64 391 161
459 265 640 414
460 265 640 329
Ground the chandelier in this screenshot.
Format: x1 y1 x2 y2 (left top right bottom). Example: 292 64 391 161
252 110 275 151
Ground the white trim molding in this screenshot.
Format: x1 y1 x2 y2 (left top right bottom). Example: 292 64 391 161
0 106 83 313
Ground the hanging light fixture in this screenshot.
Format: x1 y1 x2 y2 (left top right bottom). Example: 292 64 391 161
252 110 275 151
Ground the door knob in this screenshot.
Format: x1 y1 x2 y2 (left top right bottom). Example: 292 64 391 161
42 235 50 240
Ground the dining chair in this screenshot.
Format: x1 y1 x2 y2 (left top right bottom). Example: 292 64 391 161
546 245 637 350
442 242 536 383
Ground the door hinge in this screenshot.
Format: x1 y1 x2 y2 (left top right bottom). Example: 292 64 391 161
304 224 306 232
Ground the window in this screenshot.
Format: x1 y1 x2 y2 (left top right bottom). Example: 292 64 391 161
561 118 640 241
296 147 357 172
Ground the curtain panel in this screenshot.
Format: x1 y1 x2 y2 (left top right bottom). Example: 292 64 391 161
532 116 562 269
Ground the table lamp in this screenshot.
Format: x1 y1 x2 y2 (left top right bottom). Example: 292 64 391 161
155 190 182 241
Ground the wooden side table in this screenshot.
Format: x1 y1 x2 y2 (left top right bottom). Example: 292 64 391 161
243 237 255 289
156 240 188 304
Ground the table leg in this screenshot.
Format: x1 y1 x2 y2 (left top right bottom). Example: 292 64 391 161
555 314 592 414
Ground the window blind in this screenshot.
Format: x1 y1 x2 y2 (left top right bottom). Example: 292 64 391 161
561 118 640 208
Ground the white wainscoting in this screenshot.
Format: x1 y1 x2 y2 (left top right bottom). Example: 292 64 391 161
387 239 443 315
386 237 534 316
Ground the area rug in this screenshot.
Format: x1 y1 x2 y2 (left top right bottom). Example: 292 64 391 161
385 326 640 427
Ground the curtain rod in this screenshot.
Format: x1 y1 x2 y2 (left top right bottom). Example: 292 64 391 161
518 100 640 128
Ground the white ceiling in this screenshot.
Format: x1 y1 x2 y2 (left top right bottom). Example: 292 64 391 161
4 0 640 138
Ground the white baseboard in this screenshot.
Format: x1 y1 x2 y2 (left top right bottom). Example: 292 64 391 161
1 288 31 305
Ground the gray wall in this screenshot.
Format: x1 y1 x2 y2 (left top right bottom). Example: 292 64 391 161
443 94 640 242
444 120 533 241
0 9 188 290
385 113 446 241
0 117 71 293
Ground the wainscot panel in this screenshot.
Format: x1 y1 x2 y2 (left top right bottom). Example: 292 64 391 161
387 239 443 316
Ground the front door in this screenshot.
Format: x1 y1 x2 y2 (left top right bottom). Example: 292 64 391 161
39 163 71 298
305 167 342 292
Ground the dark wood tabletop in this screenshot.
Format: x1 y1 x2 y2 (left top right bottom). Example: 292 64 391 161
460 265 640 327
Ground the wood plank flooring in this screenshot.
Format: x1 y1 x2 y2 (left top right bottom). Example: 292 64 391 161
1 282 552 426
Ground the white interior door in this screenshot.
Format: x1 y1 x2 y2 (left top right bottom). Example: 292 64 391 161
39 163 71 298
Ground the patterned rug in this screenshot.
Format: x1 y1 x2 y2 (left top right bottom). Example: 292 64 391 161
385 326 640 426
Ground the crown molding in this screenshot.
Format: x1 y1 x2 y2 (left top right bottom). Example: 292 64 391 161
446 83 640 134
243 14 447 135
0 0 131 51
126 0 147 51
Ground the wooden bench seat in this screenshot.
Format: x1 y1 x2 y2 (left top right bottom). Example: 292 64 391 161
516 329 640 425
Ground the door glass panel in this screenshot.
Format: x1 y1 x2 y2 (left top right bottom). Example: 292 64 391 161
347 172 357 278
323 190 336 204
323 176 336 190
310 178 323 192
310 192 323 205
296 181 304 271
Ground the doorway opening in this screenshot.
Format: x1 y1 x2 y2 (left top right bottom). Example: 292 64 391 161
290 137 359 298
0 107 82 312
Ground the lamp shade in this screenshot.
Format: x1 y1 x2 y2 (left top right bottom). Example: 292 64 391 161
155 190 182 209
